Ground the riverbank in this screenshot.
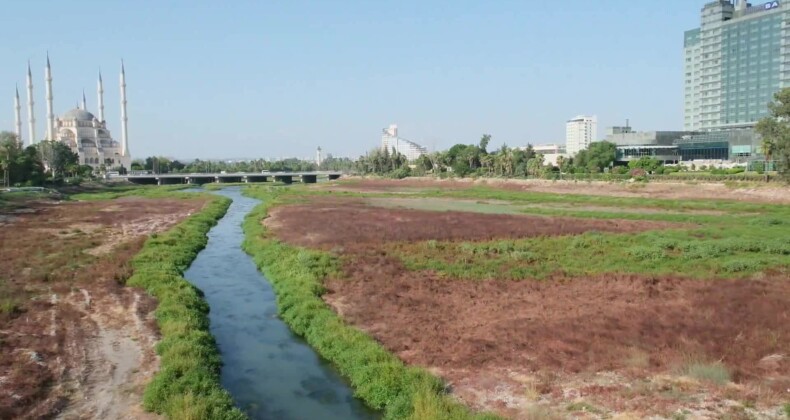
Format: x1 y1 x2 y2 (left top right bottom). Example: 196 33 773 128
183 187 373 419
241 185 498 419
125 192 245 419
0 187 240 418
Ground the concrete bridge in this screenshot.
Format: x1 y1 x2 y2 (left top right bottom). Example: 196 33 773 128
118 171 342 185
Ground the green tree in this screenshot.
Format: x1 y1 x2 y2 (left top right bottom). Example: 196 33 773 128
628 156 661 172
37 141 78 178
755 88 790 176
0 132 21 187
1 132 47 186
479 134 491 154
574 141 617 173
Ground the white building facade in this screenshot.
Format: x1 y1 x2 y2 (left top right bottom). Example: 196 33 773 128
380 124 428 161
14 56 131 170
565 115 597 156
531 144 568 167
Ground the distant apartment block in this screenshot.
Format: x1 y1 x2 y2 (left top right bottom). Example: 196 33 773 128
684 0 788 131
380 124 428 161
565 115 597 156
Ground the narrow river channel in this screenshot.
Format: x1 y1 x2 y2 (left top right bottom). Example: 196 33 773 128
183 187 375 419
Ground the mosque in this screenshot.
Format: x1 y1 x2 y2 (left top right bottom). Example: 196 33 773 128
13 55 131 170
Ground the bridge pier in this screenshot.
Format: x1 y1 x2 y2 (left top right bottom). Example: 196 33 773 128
246 176 269 183
218 176 243 183
274 175 293 184
186 177 213 185
301 175 317 184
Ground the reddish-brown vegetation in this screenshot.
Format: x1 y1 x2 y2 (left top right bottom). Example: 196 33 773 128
324 254 789 414
265 197 677 249
0 196 204 419
267 192 790 417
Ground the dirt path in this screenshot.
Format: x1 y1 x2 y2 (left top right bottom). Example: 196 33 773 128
57 290 160 420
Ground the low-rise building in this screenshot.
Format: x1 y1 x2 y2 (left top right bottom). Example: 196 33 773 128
673 128 762 163
531 144 567 166
606 129 696 164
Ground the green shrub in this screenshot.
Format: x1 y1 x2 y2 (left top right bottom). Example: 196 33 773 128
680 362 731 385
721 258 760 273
628 246 666 261
125 194 245 419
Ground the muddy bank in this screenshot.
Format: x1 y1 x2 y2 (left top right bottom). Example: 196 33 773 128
0 196 204 418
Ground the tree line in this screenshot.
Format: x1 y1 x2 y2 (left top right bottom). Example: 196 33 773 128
354 134 625 179
0 132 90 187
131 154 357 174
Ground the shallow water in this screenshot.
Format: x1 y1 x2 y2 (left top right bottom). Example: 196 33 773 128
183 187 375 419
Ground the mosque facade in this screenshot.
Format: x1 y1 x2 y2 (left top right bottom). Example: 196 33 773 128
15 56 131 170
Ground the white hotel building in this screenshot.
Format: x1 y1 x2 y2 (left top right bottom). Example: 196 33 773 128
380 124 428 161
565 115 598 156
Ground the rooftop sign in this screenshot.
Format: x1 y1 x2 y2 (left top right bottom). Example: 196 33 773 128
764 1 780 10
743 0 780 15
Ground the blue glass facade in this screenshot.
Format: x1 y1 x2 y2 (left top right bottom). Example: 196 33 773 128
720 13 782 125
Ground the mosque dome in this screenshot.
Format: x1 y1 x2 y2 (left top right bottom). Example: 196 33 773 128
62 108 96 121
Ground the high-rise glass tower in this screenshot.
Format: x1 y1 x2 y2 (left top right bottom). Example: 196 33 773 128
684 0 787 131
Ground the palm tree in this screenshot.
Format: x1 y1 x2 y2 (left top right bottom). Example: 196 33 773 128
762 137 777 173
556 155 566 178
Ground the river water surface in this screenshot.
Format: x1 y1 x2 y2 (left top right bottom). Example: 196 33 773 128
183 187 374 419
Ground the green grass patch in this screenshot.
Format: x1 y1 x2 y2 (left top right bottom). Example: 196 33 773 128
70 185 191 201
240 186 500 420
124 193 245 419
392 216 790 281
678 361 731 385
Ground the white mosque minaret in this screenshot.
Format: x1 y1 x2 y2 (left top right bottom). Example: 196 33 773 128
14 85 22 144
120 61 129 158
26 62 36 146
45 54 54 141
15 56 131 170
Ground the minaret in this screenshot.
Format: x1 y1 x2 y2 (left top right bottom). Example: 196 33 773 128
45 53 54 141
120 60 129 156
97 71 104 122
81 90 87 110
14 85 22 144
26 62 36 145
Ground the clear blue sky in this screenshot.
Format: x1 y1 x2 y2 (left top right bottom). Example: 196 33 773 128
0 0 700 160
